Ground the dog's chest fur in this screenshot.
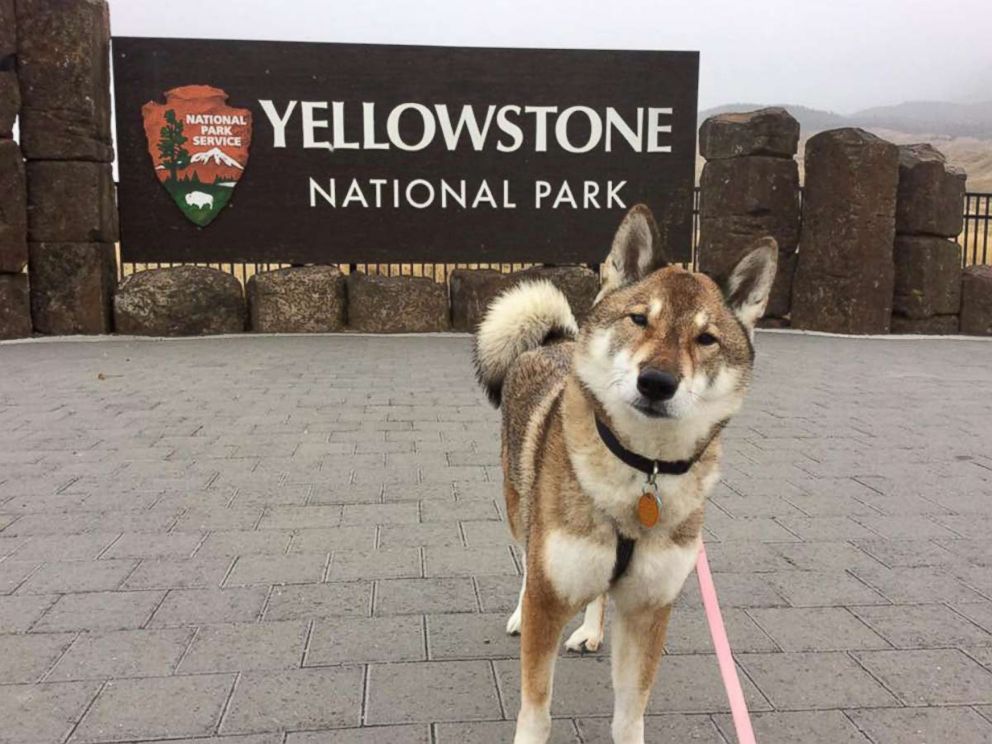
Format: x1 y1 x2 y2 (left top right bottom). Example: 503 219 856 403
502 345 718 608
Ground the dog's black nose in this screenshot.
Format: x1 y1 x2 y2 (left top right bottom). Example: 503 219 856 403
637 368 679 401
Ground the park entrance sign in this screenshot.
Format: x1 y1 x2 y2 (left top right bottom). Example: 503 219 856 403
113 38 699 264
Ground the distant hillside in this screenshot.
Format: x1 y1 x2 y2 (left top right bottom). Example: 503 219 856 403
698 101 992 191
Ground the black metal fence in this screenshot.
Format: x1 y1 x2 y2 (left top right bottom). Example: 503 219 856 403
963 192 992 267
117 189 992 282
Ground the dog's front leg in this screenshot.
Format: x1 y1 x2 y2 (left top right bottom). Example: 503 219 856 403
514 580 573 744
610 602 673 744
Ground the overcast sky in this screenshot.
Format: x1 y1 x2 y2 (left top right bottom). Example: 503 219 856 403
111 0 990 113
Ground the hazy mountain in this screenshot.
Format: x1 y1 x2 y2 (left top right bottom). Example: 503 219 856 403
700 100 992 139
698 101 992 191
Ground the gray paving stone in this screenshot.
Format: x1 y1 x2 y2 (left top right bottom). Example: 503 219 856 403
850 538 960 568
665 608 780 654
379 523 463 548
713 710 869 743
34 591 166 632
178 620 309 673
225 554 326 586
329 548 422 580
0 632 76 684
341 503 420 526
425 546 518 578
853 648 992 705
16 559 137 594
772 541 883 571
421 499 500 522
475 575 522 613
263 582 372 620
426 612 521 660
0 560 41 593
765 570 891 607
575 715 723 743
0 594 58 633
221 667 364 734
47 628 193 681
196 531 293 558
287 726 430 743
0 681 101 744
460 520 515 547
103 533 204 560
288 526 376 553
439 719 581 743
846 706 992 744
738 652 899 709
72 673 235 743
366 660 502 724
851 565 987 603
747 607 889 651
374 578 478 615
852 603 992 648
121 557 233 590
149 588 269 627
12 533 120 561
257 506 342 530
307 615 426 665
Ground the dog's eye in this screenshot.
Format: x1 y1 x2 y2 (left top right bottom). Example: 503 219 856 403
629 313 648 327
696 332 718 346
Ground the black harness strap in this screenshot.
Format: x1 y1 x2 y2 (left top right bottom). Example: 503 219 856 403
612 535 636 583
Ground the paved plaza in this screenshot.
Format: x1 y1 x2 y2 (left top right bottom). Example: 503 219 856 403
1 331 992 743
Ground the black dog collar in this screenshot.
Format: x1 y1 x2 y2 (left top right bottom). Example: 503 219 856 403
594 416 695 476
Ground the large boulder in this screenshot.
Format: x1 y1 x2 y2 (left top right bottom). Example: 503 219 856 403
515 266 599 321
0 0 13 137
0 139 27 273
890 314 959 335
247 265 346 333
449 265 600 332
115 266 246 336
0 273 31 340
26 161 117 242
29 242 116 334
15 0 113 161
347 272 449 333
0 71 17 140
896 144 966 237
698 107 800 160
960 265 992 336
791 129 899 334
892 236 962 320
698 156 800 317
449 269 513 332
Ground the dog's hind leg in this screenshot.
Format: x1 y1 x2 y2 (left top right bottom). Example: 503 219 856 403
564 594 606 652
609 602 673 744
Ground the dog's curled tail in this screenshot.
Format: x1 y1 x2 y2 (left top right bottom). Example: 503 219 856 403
473 280 578 407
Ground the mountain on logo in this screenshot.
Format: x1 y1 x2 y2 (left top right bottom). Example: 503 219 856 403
190 147 244 169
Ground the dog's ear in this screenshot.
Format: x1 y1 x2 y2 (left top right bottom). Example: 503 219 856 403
595 204 667 304
724 237 778 336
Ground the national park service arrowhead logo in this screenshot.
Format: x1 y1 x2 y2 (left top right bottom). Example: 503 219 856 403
142 85 252 227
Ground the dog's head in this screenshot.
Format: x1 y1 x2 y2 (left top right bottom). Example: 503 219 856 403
575 204 777 446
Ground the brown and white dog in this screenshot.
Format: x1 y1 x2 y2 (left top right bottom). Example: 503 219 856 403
473 204 777 744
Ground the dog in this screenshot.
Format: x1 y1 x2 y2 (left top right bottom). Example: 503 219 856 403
473 204 777 744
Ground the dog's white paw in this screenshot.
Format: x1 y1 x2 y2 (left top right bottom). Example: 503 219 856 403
506 606 522 635
564 623 604 653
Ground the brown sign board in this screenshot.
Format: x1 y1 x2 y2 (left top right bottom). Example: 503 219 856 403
113 38 698 264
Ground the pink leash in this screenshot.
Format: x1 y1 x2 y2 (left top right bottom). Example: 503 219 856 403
696 543 756 744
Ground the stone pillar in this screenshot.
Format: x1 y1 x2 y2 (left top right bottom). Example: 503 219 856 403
697 107 800 320
0 0 31 339
16 0 117 335
791 128 899 334
890 144 966 334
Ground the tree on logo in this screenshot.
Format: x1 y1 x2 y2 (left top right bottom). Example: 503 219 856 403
158 109 190 182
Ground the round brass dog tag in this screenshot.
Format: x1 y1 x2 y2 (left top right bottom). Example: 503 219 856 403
637 492 659 528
